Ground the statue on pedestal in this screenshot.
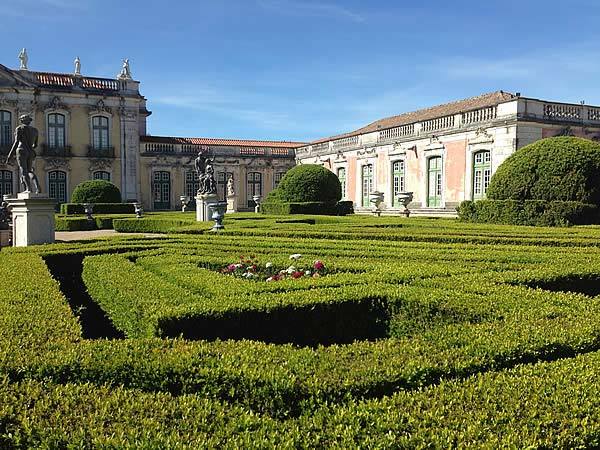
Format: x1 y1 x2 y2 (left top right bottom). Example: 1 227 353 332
74 56 81 76
6 114 41 194
227 175 235 197
18 48 28 70
117 58 132 80
194 148 217 195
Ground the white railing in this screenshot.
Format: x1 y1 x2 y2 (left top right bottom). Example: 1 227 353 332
462 106 497 124
543 103 581 120
143 143 175 153
378 124 415 141
421 115 455 133
332 135 359 150
588 108 600 121
312 142 330 152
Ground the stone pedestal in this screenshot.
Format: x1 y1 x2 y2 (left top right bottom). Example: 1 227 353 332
196 193 218 222
226 195 237 214
8 193 56 247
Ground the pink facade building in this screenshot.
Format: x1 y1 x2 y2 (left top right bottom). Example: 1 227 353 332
295 91 600 214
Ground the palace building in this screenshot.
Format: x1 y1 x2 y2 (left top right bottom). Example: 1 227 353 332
296 91 600 214
0 52 299 211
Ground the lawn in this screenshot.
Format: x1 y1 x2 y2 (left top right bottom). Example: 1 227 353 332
2 214 600 447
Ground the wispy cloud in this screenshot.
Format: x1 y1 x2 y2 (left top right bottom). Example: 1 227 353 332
154 85 295 130
0 0 90 18
257 0 365 23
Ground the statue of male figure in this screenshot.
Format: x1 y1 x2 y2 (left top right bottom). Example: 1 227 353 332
6 114 41 194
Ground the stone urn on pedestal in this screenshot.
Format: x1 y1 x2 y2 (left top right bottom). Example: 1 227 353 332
209 202 227 231
369 191 385 217
180 196 190 212
396 192 414 217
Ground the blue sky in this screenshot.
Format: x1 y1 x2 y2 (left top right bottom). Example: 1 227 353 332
2 0 600 142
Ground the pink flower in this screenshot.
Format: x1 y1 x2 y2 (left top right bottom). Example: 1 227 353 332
227 264 237 272
313 260 325 271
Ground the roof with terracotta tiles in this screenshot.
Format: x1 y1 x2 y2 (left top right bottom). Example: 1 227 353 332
141 135 306 148
310 91 518 144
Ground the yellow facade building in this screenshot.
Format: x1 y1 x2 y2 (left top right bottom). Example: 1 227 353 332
0 54 299 211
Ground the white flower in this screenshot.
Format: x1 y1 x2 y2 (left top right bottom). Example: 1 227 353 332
286 266 296 274
289 254 302 260
234 263 243 269
265 262 273 268
266 277 274 282
305 270 311 276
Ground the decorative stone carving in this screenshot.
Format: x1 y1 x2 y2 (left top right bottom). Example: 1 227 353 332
45 96 69 112
424 136 445 152
556 126 575 137
43 159 71 172
0 94 18 109
89 99 112 115
469 128 494 145
88 159 112 173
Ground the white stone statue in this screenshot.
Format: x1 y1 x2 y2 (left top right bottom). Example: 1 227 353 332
117 58 132 80
74 56 81 76
18 48 28 70
227 176 235 197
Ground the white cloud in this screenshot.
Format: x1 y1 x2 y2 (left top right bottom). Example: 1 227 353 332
257 0 365 23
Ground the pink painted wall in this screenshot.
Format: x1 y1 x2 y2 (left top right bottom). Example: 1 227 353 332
346 156 357 203
444 140 467 203
377 151 387 186
406 149 420 201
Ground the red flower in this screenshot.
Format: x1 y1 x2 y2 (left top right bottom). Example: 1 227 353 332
313 260 325 271
292 271 304 279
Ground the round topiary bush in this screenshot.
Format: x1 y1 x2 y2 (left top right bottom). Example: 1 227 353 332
487 137 600 204
71 180 121 204
270 164 342 203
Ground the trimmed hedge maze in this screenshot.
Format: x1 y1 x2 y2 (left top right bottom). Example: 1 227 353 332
3 216 600 447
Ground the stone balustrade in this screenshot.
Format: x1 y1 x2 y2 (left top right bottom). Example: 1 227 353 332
142 143 295 158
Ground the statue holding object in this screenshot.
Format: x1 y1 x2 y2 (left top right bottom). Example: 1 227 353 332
6 114 41 194
194 147 217 195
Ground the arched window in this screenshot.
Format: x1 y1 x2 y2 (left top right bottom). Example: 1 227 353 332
0 170 13 198
153 171 171 210
91 116 110 150
274 171 287 189
47 113 66 149
48 170 67 204
0 111 12 149
361 164 373 207
427 156 443 207
472 150 491 200
391 160 405 207
247 172 262 208
185 170 200 199
93 171 111 181
336 167 346 199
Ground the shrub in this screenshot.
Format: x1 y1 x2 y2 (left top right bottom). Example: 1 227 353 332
487 137 600 204
269 165 342 203
457 200 598 226
60 203 134 215
71 180 121 204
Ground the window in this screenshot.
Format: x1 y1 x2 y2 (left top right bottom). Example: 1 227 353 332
47 113 66 149
0 170 13 198
361 164 373 207
427 156 443 207
217 171 233 201
472 150 491 200
0 111 11 148
48 170 67 204
153 171 171 210
185 170 200 199
247 172 262 208
274 171 286 189
336 167 346 198
92 116 110 150
93 171 111 181
391 161 405 207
